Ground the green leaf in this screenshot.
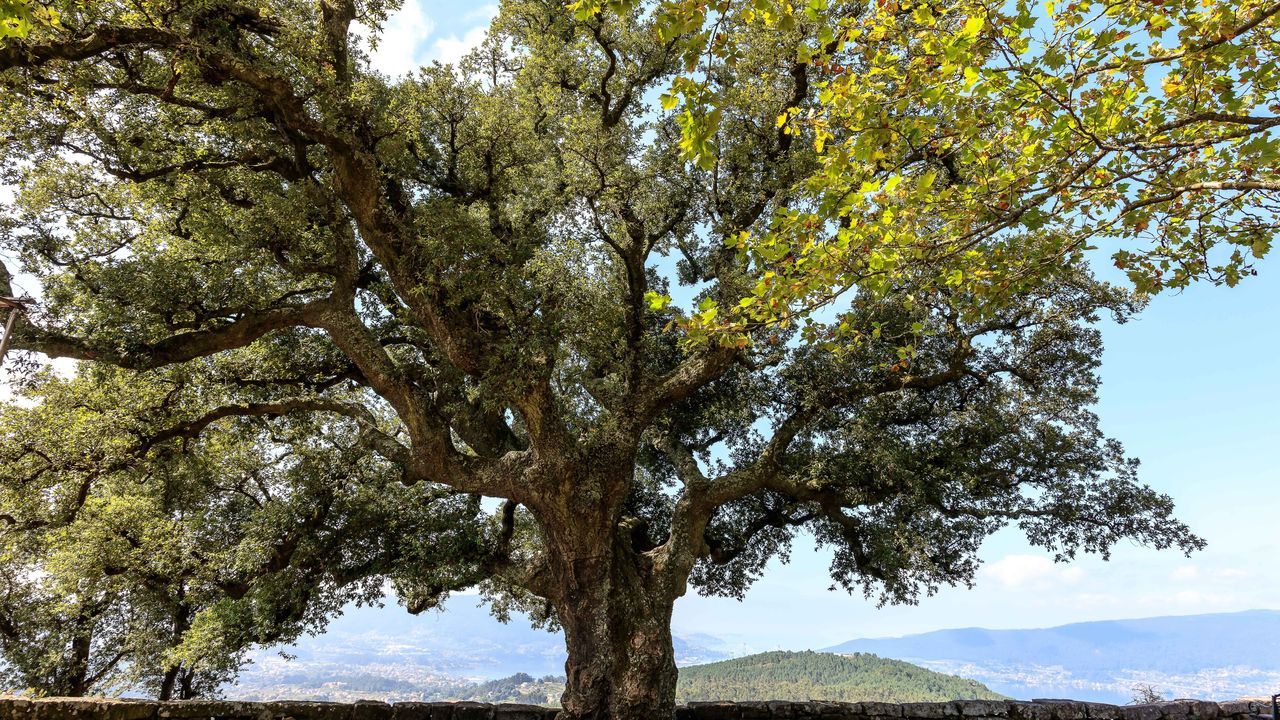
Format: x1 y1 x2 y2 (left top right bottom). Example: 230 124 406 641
645 291 672 311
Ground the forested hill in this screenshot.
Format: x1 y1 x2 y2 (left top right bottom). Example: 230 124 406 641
675 651 1006 703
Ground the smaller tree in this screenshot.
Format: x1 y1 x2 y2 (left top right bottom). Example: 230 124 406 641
1130 684 1166 705
0 365 503 698
0 559 133 697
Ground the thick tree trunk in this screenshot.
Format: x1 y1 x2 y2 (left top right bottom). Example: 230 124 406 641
158 601 193 700
549 529 679 720
158 666 179 701
158 664 198 700
178 666 196 700
58 614 95 696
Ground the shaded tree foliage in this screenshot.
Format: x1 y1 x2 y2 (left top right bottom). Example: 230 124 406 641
0 367 497 697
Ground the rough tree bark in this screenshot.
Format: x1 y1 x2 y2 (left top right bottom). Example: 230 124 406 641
521 457 683 720
65 629 92 697
549 528 680 720
158 601 193 701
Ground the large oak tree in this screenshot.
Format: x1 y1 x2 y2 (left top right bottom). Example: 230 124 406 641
0 0 1274 717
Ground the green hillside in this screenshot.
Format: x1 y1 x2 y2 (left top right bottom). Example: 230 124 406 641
675 650 1007 703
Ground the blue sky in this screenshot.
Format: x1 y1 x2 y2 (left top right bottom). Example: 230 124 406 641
356 2 498 74
361 1 1280 649
673 263 1280 648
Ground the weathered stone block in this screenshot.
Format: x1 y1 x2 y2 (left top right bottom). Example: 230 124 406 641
105 701 160 720
0 697 34 720
349 702 391 720
806 702 849 719
264 702 352 720
687 702 742 720
764 702 796 719
1008 701 1057 720
958 701 1009 718
792 703 831 719
30 699 157 720
389 704 431 720
1158 702 1195 720
834 702 867 719
1120 704 1165 720
736 702 772 720
859 703 905 718
1181 701 1220 720
1216 702 1256 719
1041 702 1089 720
448 703 492 720
425 702 455 720
901 702 956 719
1082 703 1122 720
490 704 551 720
157 700 268 720
24 698 71 720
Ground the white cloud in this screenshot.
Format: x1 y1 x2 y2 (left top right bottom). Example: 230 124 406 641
363 0 435 77
1171 564 1253 584
355 1 496 75
427 6 497 65
429 25 490 65
1069 592 1123 609
462 4 499 22
981 554 1085 590
1168 590 1239 608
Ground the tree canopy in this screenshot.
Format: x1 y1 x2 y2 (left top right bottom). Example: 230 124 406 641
0 365 495 698
0 0 1272 717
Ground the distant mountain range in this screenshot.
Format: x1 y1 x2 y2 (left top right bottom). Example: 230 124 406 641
824 609 1280 704
226 604 1280 705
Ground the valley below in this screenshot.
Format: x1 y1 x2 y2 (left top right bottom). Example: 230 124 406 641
224 607 1280 706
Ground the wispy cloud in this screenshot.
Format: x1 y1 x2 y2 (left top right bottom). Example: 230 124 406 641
356 1 497 75
429 24 490 65
361 0 435 77
981 554 1085 590
427 6 497 65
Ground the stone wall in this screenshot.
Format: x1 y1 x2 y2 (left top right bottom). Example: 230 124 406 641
0 698 1274 720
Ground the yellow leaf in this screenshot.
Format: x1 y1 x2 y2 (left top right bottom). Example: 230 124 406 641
961 16 984 39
